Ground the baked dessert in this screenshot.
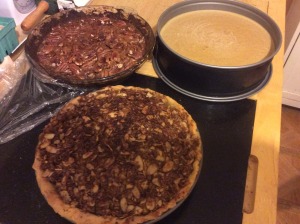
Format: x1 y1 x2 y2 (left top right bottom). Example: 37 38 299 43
26 6 154 85
160 10 274 66
33 85 202 223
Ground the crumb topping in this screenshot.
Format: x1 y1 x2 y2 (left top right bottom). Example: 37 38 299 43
37 86 201 218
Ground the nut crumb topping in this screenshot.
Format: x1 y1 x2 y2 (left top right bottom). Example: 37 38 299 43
37 86 201 219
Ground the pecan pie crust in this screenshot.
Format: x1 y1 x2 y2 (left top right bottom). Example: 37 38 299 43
33 86 202 224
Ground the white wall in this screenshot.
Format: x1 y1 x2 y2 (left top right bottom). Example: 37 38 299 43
283 0 300 108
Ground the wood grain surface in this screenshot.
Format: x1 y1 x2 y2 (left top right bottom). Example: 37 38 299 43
90 1 285 224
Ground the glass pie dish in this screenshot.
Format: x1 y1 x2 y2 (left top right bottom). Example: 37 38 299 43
25 5 155 87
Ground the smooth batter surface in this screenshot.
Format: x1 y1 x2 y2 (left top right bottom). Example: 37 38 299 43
160 10 274 66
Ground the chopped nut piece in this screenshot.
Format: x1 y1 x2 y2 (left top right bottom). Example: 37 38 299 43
141 106 148 114
40 141 50 149
117 92 127 97
73 188 79 196
59 133 64 139
60 190 71 203
152 178 161 186
174 178 182 189
82 151 93 159
86 163 94 170
126 183 133 189
108 112 118 118
155 150 165 161
45 146 58 154
154 128 162 133
165 141 172 151
82 116 91 122
140 180 149 190
44 133 55 140
146 92 153 98
146 164 158 175
127 205 135 212
96 93 107 99
88 200 95 207
163 161 174 172
79 185 86 191
63 157 75 166
146 198 156 211
42 169 53 178
137 134 146 141
92 184 99 193
97 145 105 153
120 197 128 213
104 157 115 168
132 186 140 199
134 155 144 171
134 206 143 215
117 64 123 68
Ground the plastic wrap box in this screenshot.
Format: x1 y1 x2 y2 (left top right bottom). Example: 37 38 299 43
0 17 19 63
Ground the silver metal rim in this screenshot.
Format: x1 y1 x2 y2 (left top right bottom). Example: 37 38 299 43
152 57 272 102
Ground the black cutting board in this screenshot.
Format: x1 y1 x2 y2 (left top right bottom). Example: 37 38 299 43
0 74 256 224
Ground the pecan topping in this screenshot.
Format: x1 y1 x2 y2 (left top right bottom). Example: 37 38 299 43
37 86 201 219
36 10 147 83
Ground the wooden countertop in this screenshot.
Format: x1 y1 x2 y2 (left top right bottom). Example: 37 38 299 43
9 0 284 222
89 1 285 224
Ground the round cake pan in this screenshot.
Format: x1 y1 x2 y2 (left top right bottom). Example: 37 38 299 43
154 0 282 100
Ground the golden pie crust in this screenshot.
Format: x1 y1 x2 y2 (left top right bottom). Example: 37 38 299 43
33 85 202 224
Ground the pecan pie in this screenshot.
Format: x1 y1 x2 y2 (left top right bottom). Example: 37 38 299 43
26 6 154 85
33 86 202 223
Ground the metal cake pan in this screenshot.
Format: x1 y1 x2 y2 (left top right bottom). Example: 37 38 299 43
154 0 282 101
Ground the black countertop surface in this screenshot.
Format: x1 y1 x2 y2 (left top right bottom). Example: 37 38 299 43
0 74 256 224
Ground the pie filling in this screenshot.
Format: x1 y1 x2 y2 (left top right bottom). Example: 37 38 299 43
36 9 146 82
36 86 202 220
